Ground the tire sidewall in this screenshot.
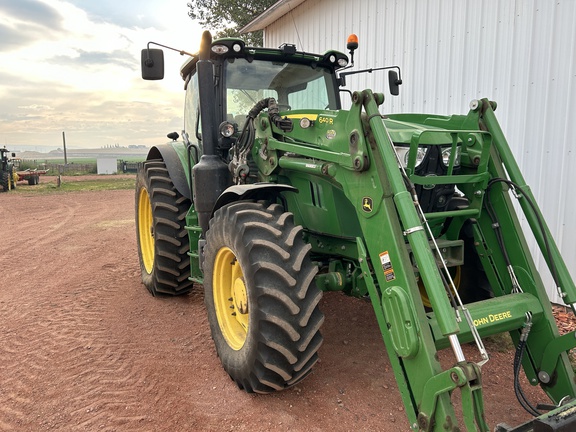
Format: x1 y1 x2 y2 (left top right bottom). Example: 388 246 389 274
135 167 155 293
203 211 258 379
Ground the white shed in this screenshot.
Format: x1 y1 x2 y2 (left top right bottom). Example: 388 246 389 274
97 158 118 175
243 0 576 303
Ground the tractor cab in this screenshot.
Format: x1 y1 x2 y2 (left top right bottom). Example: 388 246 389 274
1 147 15 165
172 39 348 153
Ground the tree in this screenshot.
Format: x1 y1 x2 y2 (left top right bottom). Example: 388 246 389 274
187 0 276 46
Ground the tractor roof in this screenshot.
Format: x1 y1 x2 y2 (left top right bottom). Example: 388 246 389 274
180 37 349 81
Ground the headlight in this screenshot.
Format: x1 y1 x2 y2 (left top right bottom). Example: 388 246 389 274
441 146 461 167
211 44 229 55
219 121 236 137
409 147 428 167
394 144 461 168
394 145 428 168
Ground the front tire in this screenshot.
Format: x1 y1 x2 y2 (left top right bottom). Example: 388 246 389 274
204 201 324 393
135 160 192 296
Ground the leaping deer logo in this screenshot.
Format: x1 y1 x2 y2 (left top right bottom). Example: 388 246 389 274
362 197 373 212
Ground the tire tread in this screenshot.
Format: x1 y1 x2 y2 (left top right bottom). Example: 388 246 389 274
135 160 193 296
204 200 323 393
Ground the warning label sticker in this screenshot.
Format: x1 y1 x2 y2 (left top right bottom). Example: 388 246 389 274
380 251 396 282
379 251 393 271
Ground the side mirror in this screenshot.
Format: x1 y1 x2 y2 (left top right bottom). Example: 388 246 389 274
141 48 164 80
388 70 402 96
167 132 179 141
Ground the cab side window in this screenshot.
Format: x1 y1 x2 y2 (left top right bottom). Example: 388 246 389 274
184 72 201 146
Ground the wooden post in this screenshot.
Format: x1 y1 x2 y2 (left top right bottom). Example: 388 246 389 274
62 131 68 165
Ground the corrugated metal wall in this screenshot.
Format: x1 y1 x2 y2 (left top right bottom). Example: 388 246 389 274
263 0 576 303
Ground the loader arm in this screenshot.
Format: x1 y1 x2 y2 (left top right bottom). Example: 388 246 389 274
359 93 576 430
257 90 576 430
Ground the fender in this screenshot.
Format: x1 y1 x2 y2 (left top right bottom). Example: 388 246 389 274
146 144 191 200
212 183 298 217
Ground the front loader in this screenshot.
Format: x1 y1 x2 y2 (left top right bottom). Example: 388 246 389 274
135 31 576 431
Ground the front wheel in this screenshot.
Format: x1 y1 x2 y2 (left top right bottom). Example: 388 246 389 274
204 201 324 393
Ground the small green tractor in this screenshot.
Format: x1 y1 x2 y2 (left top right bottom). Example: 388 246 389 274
136 31 576 431
1 147 17 191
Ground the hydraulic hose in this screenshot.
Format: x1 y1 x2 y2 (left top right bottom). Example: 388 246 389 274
485 178 560 291
232 98 293 184
513 316 541 416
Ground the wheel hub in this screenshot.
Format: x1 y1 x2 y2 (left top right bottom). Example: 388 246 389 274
233 278 248 315
213 247 249 351
137 187 154 274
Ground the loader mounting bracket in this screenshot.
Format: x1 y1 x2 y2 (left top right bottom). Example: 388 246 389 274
495 397 576 432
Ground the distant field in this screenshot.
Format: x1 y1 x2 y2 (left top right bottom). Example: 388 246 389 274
17 156 145 175
20 156 145 165
12 174 136 194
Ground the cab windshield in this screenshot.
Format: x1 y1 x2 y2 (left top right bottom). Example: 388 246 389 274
224 58 337 120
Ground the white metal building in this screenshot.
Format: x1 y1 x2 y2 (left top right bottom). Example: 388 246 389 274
97 158 118 175
243 0 576 303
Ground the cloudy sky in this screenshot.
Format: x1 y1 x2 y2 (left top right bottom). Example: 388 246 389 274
0 0 204 150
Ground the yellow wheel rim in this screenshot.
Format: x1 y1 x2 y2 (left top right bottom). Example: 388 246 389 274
138 187 154 274
418 266 461 308
213 247 249 350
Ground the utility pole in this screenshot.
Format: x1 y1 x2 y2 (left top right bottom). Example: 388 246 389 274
62 131 68 165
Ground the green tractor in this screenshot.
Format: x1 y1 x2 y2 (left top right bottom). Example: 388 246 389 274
136 31 576 431
1 147 17 192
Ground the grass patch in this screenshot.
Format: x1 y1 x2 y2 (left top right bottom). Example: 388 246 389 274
12 176 136 194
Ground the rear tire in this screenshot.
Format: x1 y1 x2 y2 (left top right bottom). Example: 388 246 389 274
135 160 193 296
204 201 324 393
1 171 11 191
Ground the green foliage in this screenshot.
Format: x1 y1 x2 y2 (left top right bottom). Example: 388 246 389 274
187 0 276 46
15 160 37 170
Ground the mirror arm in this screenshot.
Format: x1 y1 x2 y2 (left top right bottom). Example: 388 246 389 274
338 65 403 86
144 41 195 66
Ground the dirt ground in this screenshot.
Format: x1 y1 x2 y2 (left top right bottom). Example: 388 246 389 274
0 176 565 431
